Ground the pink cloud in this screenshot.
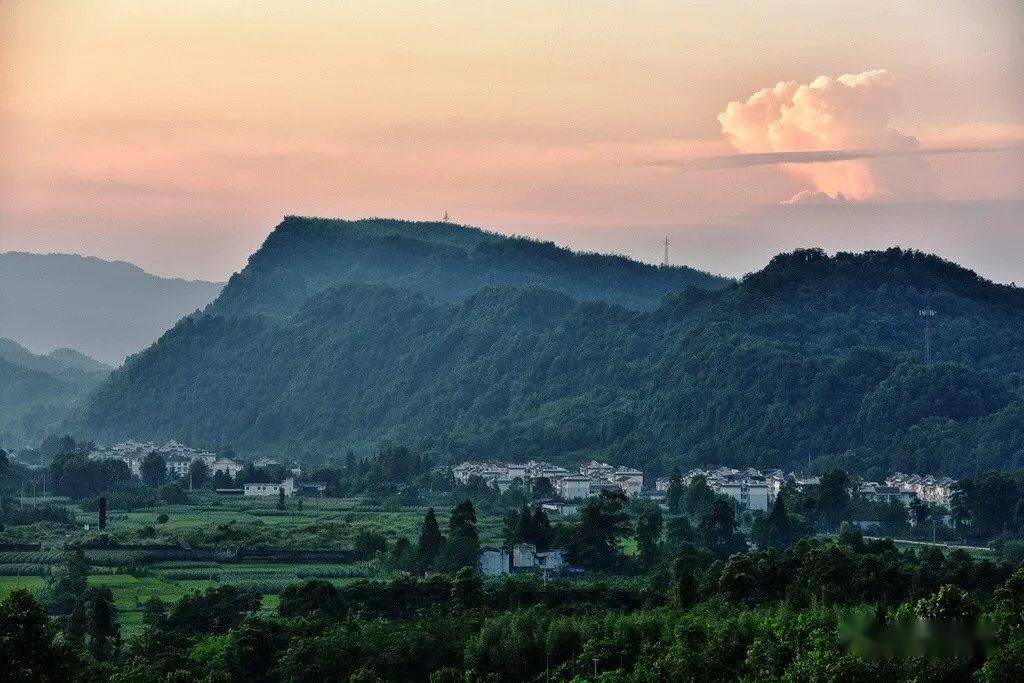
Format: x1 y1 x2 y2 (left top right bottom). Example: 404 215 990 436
717 69 931 202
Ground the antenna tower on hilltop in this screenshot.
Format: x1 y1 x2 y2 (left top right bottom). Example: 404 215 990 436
662 236 670 267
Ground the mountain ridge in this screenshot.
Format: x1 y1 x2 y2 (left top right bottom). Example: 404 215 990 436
74 219 1024 477
0 338 111 446
209 217 730 317
0 251 224 364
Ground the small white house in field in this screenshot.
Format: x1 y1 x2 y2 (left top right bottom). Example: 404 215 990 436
480 547 511 576
479 543 566 577
513 543 565 571
243 477 296 497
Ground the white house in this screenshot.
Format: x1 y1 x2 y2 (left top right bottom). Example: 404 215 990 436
452 462 478 484
211 458 244 478
580 460 614 478
165 455 193 478
541 501 581 517
480 547 511 576
535 464 570 480
243 477 296 497
716 478 770 511
506 463 530 481
298 481 328 496
859 483 903 504
610 467 644 497
557 475 593 500
512 543 565 572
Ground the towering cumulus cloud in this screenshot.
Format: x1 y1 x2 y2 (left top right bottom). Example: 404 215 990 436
718 69 928 202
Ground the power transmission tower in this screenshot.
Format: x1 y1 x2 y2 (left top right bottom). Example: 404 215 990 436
662 237 670 267
919 307 936 363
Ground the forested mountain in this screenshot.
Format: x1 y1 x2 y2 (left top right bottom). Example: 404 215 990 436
209 216 728 317
0 338 111 446
77 218 1024 476
0 252 223 365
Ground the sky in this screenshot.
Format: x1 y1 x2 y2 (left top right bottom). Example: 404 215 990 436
1 1 1022 283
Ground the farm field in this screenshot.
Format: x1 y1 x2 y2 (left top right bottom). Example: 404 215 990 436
2 493 508 633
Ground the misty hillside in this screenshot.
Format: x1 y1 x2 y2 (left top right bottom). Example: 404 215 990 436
0 252 224 365
75 218 1024 476
0 338 110 446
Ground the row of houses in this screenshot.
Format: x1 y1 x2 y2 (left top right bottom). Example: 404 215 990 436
654 467 801 512
451 459 644 499
884 473 957 506
655 466 958 511
87 440 245 480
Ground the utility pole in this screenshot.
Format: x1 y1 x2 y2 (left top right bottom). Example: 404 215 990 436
919 307 936 363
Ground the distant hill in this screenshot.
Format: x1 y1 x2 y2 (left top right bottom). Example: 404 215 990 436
0 252 223 365
76 218 1024 476
0 338 110 446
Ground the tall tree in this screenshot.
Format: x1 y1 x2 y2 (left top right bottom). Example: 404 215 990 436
753 492 798 549
700 499 740 558
684 475 716 518
438 500 480 572
635 502 663 568
665 467 684 514
188 459 209 489
531 506 552 551
665 515 696 549
503 504 531 547
0 590 74 681
970 471 1020 532
569 491 632 570
140 451 166 487
86 587 119 661
212 470 233 489
815 469 851 531
417 507 444 571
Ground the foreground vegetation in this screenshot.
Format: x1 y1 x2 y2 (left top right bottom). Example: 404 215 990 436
4 534 1024 681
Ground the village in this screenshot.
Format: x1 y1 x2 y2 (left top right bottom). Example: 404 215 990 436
447 458 957 513
80 442 959 514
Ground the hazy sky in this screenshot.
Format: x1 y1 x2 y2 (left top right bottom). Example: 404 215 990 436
1 1 1022 282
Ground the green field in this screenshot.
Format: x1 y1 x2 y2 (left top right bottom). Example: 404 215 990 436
2 494 506 634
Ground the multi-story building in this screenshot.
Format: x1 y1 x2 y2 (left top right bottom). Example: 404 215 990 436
610 467 644 497
556 475 593 500
580 460 615 478
88 439 221 479
711 475 769 511
211 457 244 478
